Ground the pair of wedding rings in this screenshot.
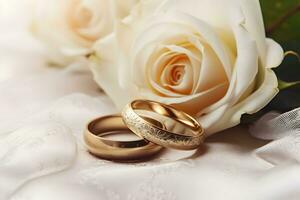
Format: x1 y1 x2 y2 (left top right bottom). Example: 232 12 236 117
84 100 205 161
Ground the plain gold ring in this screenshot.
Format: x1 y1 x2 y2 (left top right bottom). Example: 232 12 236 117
84 115 163 161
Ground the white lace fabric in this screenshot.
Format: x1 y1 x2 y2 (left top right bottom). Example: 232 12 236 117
1 2 300 199
250 108 300 165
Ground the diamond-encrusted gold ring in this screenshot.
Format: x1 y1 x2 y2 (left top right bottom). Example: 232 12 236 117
122 100 204 150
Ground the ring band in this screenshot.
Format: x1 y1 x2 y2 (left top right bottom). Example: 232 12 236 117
84 115 163 161
122 100 204 150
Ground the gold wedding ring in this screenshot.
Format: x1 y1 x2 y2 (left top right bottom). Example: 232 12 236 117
122 100 204 150
84 115 163 161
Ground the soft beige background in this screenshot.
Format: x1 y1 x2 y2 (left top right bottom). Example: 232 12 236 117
0 1 299 200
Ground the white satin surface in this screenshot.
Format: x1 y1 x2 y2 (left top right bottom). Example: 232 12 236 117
1 2 300 200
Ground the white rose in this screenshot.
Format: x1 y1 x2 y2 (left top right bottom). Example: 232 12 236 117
91 0 284 135
32 0 114 65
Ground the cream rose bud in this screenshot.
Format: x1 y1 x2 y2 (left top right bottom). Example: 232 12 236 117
91 0 284 135
32 0 114 65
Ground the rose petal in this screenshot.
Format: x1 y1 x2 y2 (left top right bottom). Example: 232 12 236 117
200 7 259 116
161 0 266 65
90 34 133 108
194 42 227 93
161 59 194 94
162 12 233 80
141 82 228 114
265 38 284 69
132 22 195 81
131 15 233 96
113 0 140 19
32 0 113 64
201 69 278 135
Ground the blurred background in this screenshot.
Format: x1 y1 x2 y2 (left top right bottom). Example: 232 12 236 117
0 0 299 114
0 0 46 82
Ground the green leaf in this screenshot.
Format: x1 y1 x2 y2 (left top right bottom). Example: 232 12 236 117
278 79 300 90
260 0 300 42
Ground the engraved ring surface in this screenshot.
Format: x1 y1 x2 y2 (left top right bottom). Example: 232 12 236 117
122 100 205 150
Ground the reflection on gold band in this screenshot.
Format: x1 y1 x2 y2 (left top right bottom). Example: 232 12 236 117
122 100 204 150
84 115 163 161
